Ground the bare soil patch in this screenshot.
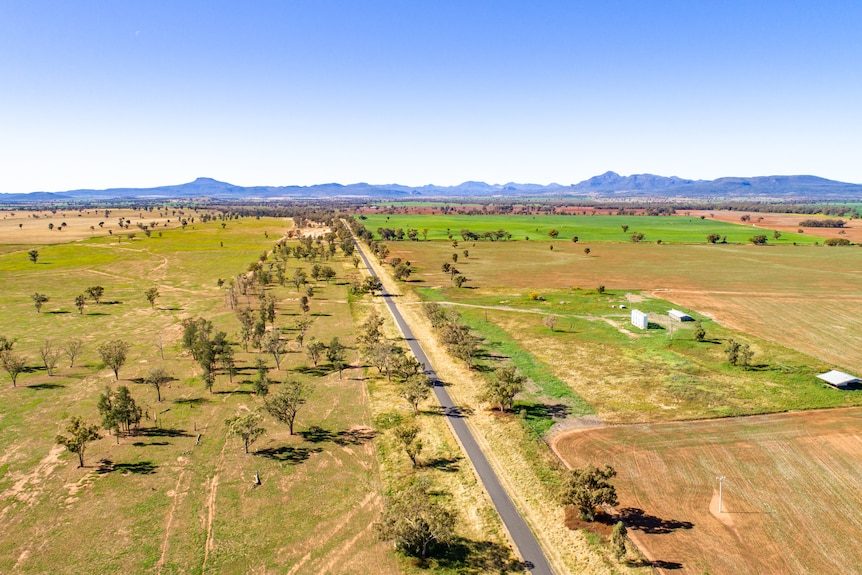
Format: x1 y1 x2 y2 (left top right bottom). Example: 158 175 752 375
552 408 862 575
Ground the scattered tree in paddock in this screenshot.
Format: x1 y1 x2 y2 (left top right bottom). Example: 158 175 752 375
306 339 326 367
543 314 558 332
64 339 84 367
85 286 104 304
28 249 39 264
97 340 130 380
561 464 618 522
611 521 628 559
294 315 314 348
376 480 456 558
693 321 706 342
482 366 526 412
749 234 768 245
145 287 160 308
39 340 62 376
143 366 172 402
75 294 86 314
31 292 49 313
97 386 142 441
253 357 270 396
262 330 285 370
56 417 102 467
326 337 347 378
706 233 720 244
264 380 311 435
0 350 26 387
225 411 265 454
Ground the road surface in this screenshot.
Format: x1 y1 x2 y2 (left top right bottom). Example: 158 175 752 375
354 239 556 575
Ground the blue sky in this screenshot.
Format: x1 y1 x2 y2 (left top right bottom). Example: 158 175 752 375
1 1 860 193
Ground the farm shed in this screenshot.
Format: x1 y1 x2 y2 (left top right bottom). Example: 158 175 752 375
631 309 648 329
668 309 693 322
816 370 861 388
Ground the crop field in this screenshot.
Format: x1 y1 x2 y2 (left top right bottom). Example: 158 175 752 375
552 408 862 574
358 213 817 244
0 214 401 574
381 239 862 371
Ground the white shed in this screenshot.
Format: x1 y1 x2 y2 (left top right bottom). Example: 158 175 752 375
816 370 861 388
631 309 648 329
668 309 693 322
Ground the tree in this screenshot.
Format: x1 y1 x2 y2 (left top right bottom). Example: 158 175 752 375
584 247 591 256
28 249 39 264
253 357 270 396
0 350 26 387
264 380 311 435
64 339 84 367
543 314 558 332
362 276 383 295
56 416 102 467
548 229 559 238
399 374 432 414
749 234 768 245
561 464 618 521
706 233 721 244
299 295 310 314
97 386 141 441
738 343 754 369
611 521 628 559
326 337 347 378
693 321 706 342
306 339 326 367
225 411 265 454
39 339 61 376
376 480 456 558
75 294 86 314
145 287 159 308
621 225 629 233
98 340 130 380
262 329 285 370
773 230 781 240
482 366 525 412
294 315 314 348
291 268 307 290
32 292 49 313
393 423 423 467
86 286 104 304
630 232 645 243
143 366 172 402
453 274 467 288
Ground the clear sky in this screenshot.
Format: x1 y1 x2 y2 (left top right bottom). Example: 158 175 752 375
1 1 860 193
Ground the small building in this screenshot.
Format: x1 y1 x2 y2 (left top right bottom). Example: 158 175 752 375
668 309 693 322
631 309 648 330
816 370 861 389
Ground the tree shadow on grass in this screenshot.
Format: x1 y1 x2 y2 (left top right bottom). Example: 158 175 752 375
46 310 71 315
292 365 329 377
516 402 571 420
618 508 693 534
415 538 526 574
97 459 158 475
256 445 321 464
173 397 209 406
214 389 254 395
422 456 460 472
136 427 191 438
298 425 377 445
27 382 65 390
132 441 169 447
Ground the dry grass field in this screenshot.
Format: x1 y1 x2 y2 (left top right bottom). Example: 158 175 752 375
552 408 862 575
0 214 405 574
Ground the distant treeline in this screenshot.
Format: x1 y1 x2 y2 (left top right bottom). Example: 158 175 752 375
798 219 846 228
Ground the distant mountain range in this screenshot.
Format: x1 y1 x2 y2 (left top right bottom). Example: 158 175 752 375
3 173 861 202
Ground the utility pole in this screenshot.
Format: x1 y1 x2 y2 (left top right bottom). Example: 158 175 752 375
717 476 726 513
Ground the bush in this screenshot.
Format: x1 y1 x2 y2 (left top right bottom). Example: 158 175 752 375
825 238 852 246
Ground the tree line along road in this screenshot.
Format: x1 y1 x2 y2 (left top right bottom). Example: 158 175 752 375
352 236 556 575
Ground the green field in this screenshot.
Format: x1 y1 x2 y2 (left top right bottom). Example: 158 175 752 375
358 214 817 244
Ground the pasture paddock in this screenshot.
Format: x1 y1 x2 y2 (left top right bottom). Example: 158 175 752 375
551 408 862 575
383 239 862 371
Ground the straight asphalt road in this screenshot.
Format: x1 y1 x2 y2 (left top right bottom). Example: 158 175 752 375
354 239 555 575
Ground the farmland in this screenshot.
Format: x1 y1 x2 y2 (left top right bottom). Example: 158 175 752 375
360 211 862 574
552 408 862 574
358 213 818 244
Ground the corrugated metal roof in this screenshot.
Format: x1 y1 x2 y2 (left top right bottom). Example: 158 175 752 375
817 370 860 386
